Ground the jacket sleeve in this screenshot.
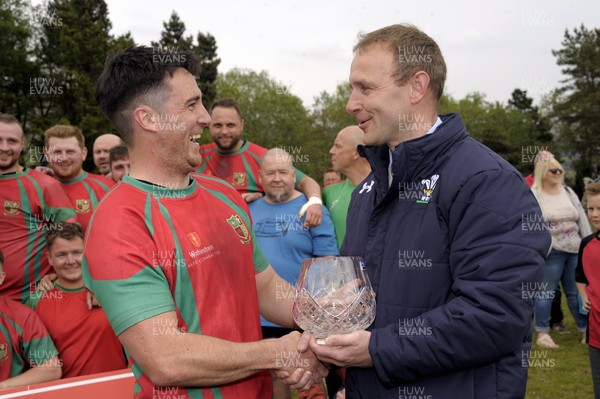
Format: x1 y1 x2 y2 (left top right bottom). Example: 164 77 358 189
369 169 551 385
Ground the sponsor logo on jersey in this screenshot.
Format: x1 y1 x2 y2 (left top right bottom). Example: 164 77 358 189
232 172 246 186
3 200 20 216
417 174 439 204
75 199 90 213
187 232 201 247
226 214 251 244
0 343 8 361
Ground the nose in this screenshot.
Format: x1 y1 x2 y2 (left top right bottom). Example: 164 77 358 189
197 104 212 129
346 89 360 114
329 146 335 155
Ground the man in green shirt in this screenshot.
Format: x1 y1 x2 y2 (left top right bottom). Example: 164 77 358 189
322 126 371 248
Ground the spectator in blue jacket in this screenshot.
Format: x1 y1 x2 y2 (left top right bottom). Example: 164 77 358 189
298 24 551 399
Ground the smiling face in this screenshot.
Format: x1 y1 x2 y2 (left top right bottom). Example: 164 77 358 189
153 68 211 174
346 44 412 148
45 136 87 181
47 236 84 288
0 121 24 174
209 106 244 153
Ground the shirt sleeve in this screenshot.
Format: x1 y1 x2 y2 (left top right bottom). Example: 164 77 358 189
21 306 59 366
576 235 593 284
83 201 175 336
38 174 77 223
294 168 307 187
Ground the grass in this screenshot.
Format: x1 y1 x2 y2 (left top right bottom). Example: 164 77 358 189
526 303 593 399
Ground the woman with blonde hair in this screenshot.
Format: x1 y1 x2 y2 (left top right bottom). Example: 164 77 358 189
532 158 591 348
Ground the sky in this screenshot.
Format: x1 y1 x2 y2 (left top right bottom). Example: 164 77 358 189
35 0 600 108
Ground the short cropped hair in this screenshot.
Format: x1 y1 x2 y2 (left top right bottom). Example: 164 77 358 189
109 145 129 166
46 222 85 250
0 113 24 138
354 24 447 102
585 182 600 199
210 98 243 120
44 125 85 148
95 45 199 146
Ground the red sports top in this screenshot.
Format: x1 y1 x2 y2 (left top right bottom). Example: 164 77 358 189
25 284 127 378
0 168 76 302
197 141 305 193
0 296 58 381
60 171 115 232
83 174 271 399
576 232 600 349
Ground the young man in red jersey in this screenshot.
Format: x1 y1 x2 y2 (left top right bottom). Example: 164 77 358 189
0 249 62 389
197 98 323 228
44 125 115 231
87 45 327 399
26 223 126 377
0 113 77 302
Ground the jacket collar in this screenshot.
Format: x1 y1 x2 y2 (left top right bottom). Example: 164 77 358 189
357 113 468 199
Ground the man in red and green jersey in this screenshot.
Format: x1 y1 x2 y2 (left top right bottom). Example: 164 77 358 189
0 113 77 302
323 126 371 247
87 45 327 399
44 125 115 231
26 223 127 378
196 98 324 228
0 249 62 389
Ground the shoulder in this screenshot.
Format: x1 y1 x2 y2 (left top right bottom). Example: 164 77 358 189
86 173 116 187
245 141 267 156
199 142 217 155
192 174 248 209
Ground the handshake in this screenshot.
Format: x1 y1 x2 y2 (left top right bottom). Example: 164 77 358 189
272 330 373 391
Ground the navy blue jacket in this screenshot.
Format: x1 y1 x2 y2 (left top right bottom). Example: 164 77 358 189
341 113 550 398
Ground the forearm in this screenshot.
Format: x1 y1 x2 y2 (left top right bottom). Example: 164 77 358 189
120 313 291 387
257 269 296 328
576 282 588 299
297 176 321 199
0 358 61 389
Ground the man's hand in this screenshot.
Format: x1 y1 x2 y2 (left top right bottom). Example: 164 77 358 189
273 331 329 391
241 192 263 203
299 330 373 368
298 197 322 228
34 166 55 177
37 274 57 292
582 293 591 312
86 291 101 310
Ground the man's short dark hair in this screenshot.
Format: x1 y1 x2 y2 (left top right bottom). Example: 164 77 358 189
95 45 199 146
46 222 85 249
109 145 129 166
210 98 243 120
0 113 24 138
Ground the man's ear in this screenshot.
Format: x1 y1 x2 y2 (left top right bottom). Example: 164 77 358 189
133 106 159 133
409 71 431 104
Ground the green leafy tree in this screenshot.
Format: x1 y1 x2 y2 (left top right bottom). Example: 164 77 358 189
152 11 220 107
215 68 321 176
551 24 600 192
0 0 39 126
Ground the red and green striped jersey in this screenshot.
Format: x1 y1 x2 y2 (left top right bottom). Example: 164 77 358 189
60 171 115 232
197 141 305 193
0 168 76 302
0 296 58 381
25 284 127 378
82 174 271 399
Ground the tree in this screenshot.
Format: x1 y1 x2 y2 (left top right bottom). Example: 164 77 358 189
215 68 321 177
551 24 600 192
152 11 220 107
0 0 39 126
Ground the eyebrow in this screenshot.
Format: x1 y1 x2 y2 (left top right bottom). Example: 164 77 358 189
185 96 201 106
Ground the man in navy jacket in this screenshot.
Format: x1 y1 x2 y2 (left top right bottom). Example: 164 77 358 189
300 24 551 398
